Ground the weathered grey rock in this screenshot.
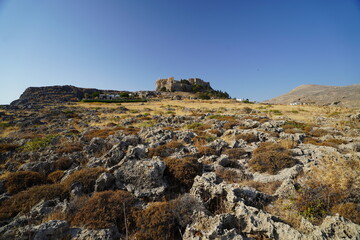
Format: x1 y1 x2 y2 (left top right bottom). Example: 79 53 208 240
124 144 147 159
280 132 306 143
274 179 297 198
19 160 53 175
71 225 120 240
84 137 106 155
28 199 61 220
114 158 166 197
183 211 245 240
251 164 303 183
308 214 360 239
207 139 229 153
95 172 115 192
14 220 69 240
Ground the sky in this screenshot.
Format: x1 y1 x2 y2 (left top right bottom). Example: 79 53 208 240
0 0 360 104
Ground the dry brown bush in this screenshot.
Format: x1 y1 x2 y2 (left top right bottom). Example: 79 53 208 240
197 146 217 157
0 143 19 153
223 120 238 130
222 148 247 160
164 157 202 191
304 137 347 148
133 202 178 240
56 142 83 154
235 133 258 143
0 184 68 221
71 190 136 232
62 167 106 193
133 195 202 240
47 170 65 183
215 167 248 183
54 157 74 170
331 203 360 224
249 142 297 174
5 171 46 194
278 139 298 149
147 141 183 158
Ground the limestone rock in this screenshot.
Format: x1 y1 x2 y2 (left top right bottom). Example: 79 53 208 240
114 158 166 197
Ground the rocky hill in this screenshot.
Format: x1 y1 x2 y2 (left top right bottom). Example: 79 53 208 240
10 85 104 108
265 84 360 108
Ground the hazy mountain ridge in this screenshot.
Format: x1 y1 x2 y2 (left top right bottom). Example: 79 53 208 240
266 84 360 108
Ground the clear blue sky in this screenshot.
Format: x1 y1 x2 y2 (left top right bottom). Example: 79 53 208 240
1 0 359 104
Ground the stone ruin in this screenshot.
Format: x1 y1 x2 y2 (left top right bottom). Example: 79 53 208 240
155 77 212 92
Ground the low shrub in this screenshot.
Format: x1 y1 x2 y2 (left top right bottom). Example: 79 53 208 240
56 142 83 154
164 157 202 191
147 141 183 158
223 120 238 130
47 170 65 183
222 148 247 160
0 143 20 153
71 190 136 232
197 146 217 157
54 157 74 170
5 171 46 194
235 133 258 143
0 184 68 221
331 203 360 224
249 142 297 174
62 167 106 194
282 120 311 134
133 195 203 240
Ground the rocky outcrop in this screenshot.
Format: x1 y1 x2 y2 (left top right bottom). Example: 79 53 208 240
155 77 212 92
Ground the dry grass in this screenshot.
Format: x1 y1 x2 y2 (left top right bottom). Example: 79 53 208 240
292 153 360 224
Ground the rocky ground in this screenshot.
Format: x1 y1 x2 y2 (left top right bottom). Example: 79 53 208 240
0 100 359 240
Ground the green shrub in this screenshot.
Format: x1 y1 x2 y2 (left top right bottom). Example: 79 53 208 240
5 171 46 194
0 184 68 221
71 190 136 232
62 167 106 194
249 142 297 174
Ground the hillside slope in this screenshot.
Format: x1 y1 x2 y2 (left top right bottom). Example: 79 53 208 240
265 84 360 108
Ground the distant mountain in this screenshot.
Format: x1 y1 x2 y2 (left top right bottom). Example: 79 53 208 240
265 84 360 108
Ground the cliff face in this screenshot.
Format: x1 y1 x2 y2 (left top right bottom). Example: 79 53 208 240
155 77 212 92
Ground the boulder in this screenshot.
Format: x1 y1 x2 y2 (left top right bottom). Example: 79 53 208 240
114 158 166 197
